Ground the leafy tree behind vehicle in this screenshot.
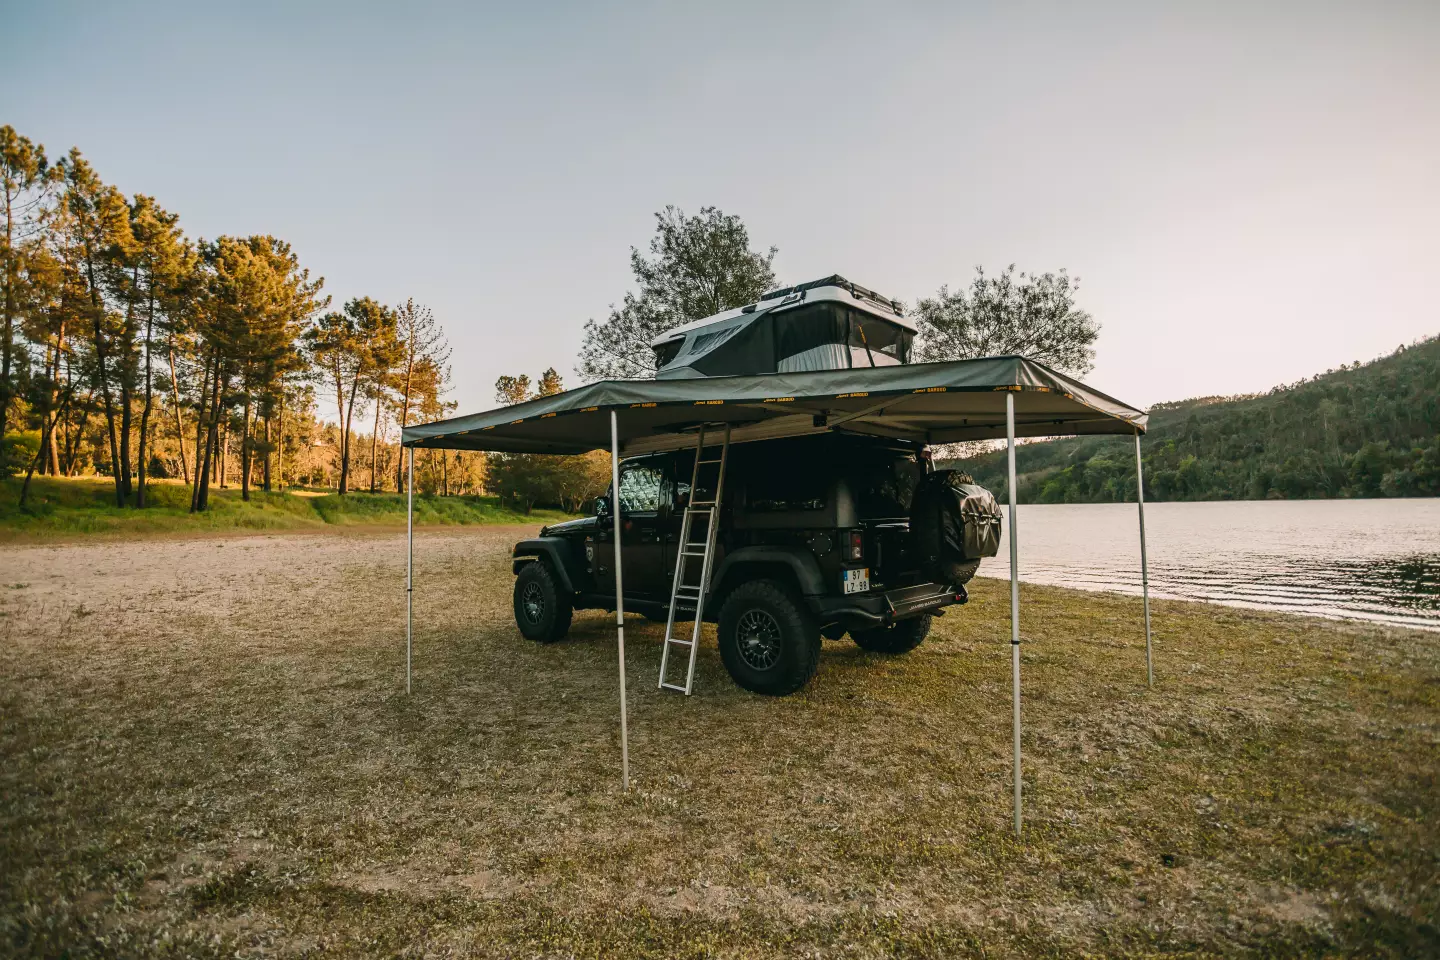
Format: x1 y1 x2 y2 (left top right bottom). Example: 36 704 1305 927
577 205 777 381
914 265 1099 376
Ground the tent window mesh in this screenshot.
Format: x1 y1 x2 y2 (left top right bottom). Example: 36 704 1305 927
775 304 848 364
850 318 912 363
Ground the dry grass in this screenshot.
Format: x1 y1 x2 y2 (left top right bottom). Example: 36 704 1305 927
0 528 1436 958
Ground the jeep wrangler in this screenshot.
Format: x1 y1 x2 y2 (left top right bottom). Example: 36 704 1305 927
509 432 1000 696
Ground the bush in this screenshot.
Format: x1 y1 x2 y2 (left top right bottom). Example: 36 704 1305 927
488 451 609 514
2 430 40 476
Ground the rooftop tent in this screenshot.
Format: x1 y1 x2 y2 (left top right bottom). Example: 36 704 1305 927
650 276 916 380
400 354 1155 836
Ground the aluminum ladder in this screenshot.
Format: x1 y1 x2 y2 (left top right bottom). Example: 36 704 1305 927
658 423 732 694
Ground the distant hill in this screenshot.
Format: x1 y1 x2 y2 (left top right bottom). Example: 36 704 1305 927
949 335 1440 503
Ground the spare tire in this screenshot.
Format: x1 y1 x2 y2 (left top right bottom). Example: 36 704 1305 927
910 470 1001 586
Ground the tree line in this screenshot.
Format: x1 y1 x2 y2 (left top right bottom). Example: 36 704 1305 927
1 126 465 509
956 335 1440 503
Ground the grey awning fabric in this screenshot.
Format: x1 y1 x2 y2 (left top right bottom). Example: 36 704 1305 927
401 355 1147 456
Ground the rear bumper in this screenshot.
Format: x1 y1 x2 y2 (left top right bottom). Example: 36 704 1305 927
808 581 967 629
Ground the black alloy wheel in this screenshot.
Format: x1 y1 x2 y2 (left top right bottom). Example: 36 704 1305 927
735 608 783 670
717 580 821 696
513 560 573 643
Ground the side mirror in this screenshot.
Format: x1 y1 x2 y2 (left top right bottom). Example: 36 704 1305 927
581 497 598 515
593 496 609 517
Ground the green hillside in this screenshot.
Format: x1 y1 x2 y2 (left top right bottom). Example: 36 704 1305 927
953 335 1440 503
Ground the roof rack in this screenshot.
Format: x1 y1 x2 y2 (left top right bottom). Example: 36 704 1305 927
760 275 904 316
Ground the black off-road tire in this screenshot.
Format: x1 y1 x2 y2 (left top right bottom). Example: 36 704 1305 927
851 613 932 654
513 561 573 643
717 580 822 696
938 559 981 586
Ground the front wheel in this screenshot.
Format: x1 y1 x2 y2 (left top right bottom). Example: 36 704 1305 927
851 614 931 654
513 561 573 643
717 580 821 696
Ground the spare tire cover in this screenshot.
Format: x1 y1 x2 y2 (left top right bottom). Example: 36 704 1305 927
910 471 1003 584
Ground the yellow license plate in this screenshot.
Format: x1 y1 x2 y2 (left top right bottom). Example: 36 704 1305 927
842 568 870 595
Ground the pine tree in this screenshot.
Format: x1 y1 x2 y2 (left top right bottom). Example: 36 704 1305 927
306 297 395 494
391 299 449 491
1 126 55 470
56 149 134 506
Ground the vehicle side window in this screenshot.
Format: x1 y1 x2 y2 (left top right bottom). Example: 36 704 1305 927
744 472 827 512
618 463 664 513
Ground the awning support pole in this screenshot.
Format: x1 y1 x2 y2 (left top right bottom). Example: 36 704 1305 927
1006 391 1021 838
1135 431 1153 688
406 445 414 695
610 411 631 790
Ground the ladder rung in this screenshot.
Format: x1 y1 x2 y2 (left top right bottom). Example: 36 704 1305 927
682 549 707 557
689 501 716 508
665 637 694 647
676 587 702 596
660 682 689 693
697 458 723 464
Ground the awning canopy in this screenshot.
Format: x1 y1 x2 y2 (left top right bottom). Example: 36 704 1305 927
401 355 1148 455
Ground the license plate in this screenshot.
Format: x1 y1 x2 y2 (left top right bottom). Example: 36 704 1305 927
842 568 870 594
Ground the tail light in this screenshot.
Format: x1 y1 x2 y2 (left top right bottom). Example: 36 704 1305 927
844 530 864 562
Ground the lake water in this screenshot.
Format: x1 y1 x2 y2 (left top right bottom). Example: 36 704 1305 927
972 499 1440 631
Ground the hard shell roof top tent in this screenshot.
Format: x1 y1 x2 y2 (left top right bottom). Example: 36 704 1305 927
401 299 1156 838
651 276 916 380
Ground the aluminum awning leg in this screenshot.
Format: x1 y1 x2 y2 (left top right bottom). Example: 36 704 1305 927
611 411 631 790
406 445 414 695
1135 431 1153 689
1006 392 1021 838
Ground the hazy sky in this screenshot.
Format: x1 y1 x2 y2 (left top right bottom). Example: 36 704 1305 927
7 1 1437 417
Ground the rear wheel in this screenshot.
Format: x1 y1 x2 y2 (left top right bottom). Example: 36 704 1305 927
717 580 821 696
513 561 573 643
851 613 931 654
938 559 981 586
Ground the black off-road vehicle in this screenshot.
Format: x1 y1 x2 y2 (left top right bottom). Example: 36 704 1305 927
510 432 1001 696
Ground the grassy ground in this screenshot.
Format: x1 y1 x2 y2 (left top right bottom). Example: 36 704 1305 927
0 476 569 540
0 528 1436 958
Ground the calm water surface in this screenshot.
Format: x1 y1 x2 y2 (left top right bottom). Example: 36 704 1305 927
973 499 1440 631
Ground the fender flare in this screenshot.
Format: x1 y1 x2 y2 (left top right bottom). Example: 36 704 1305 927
711 545 826 599
511 538 585 595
